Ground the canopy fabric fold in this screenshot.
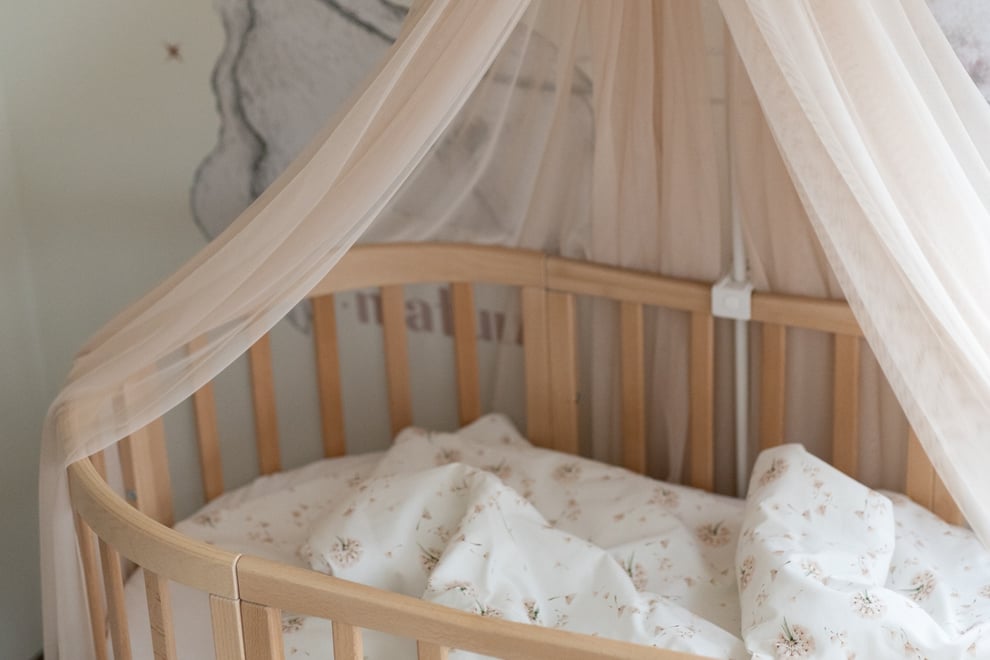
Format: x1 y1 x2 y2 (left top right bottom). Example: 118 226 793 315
41 2 532 656
41 1 990 658
720 0 990 539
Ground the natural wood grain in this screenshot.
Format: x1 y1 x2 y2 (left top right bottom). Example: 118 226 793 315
242 601 284 660
382 285 413 435
189 335 224 502
547 258 709 312
69 459 240 597
75 513 108 660
119 417 174 527
450 282 481 425
332 621 364 660
933 475 965 526
312 295 346 457
547 291 579 454
832 334 860 478
759 323 787 449
144 569 178 660
689 311 715 491
620 302 646 474
311 243 545 295
210 595 247 660
751 292 862 336
192 383 224 502
238 555 709 660
99 538 132 660
417 640 449 660
905 429 935 510
249 333 281 475
521 286 552 448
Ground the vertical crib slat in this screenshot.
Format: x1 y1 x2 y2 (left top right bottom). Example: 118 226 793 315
332 621 363 660
193 386 224 501
312 295 346 457
521 287 552 448
249 333 281 475
451 283 481 425
210 595 246 660
907 429 964 524
832 334 860 477
99 539 132 660
547 291 579 454
382 285 413 435
905 429 935 510
689 311 715 491
417 640 449 660
620 302 646 474
189 336 224 502
933 477 965 526
75 513 109 660
119 417 175 527
91 449 108 479
242 602 284 660
759 323 787 449
144 569 178 660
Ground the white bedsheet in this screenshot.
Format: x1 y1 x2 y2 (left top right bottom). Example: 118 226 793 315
120 415 990 659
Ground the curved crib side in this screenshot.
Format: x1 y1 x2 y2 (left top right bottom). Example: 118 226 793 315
67 242 964 660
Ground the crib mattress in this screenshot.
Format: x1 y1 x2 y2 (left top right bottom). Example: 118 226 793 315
121 415 990 659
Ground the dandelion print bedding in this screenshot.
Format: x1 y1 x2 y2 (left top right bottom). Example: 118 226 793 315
118 415 990 659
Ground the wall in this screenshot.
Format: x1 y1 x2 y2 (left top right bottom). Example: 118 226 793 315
0 2 223 657
0 66 48 660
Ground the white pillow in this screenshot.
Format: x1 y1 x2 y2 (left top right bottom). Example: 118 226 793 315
738 444 974 659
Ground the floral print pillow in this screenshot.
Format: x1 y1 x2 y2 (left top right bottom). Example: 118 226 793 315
738 444 982 659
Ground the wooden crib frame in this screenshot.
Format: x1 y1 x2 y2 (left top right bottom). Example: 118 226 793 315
68 242 962 660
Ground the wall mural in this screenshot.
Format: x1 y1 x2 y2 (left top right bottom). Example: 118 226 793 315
190 0 990 337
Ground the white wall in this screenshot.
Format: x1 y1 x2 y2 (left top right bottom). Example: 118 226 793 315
0 2 223 657
0 65 48 660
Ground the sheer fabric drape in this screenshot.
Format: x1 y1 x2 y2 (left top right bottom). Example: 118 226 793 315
41 2 531 657
42 0 990 657
364 1 722 474
720 0 990 544
726 45 910 492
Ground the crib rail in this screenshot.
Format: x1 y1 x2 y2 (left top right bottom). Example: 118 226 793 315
235 555 705 660
70 242 968 660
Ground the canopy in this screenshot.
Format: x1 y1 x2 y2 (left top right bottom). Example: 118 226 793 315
41 1 990 657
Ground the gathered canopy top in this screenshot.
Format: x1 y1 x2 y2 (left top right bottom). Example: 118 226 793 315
41 1 990 658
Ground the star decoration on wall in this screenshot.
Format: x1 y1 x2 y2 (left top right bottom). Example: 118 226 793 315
164 42 182 62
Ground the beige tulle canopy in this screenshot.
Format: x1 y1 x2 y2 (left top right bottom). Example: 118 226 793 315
41 0 990 657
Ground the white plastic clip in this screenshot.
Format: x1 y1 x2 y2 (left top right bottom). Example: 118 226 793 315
711 274 753 321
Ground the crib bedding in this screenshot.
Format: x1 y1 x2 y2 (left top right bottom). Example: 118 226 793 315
120 415 990 659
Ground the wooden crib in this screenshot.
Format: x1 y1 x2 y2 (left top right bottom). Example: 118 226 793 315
68 243 963 660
